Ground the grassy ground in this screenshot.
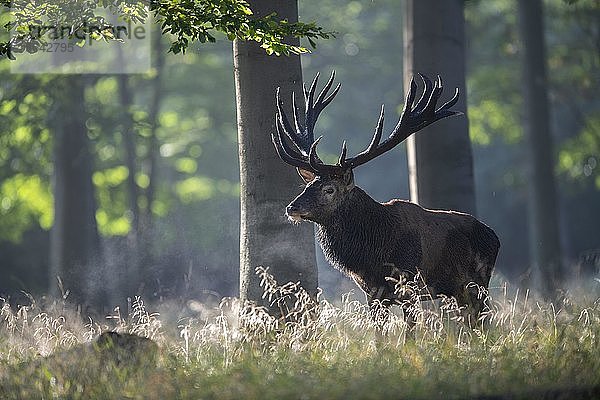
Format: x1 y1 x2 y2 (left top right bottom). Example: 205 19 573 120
1 271 600 399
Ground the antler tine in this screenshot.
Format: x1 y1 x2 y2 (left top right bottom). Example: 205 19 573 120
393 76 419 137
416 76 445 126
436 87 460 114
308 136 323 171
276 89 294 135
276 113 308 161
272 114 313 171
277 88 305 153
304 83 341 142
368 104 386 152
344 74 460 169
291 92 303 139
273 72 459 175
413 73 434 114
338 141 348 166
304 71 341 141
306 72 320 112
343 105 385 167
319 82 342 113
432 75 445 106
314 71 337 108
307 136 344 174
272 72 345 175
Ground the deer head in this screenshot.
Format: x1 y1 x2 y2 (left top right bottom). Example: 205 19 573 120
272 72 461 224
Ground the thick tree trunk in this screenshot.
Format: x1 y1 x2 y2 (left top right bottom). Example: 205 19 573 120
233 0 317 306
138 25 166 287
403 0 476 216
517 0 563 298
49 76 100 305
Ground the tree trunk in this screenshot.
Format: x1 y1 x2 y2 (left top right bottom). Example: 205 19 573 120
49 76 100 305
138 24 166 287
517 0 563 298
116 72 141 299
403 0 476 216
117 74 140 240
144 24 165 232
233 0 317 306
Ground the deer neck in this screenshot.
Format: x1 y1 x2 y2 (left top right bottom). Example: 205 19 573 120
315 187 390 273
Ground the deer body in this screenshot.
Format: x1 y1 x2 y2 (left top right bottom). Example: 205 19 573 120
309 186 499 312
272 72 500 319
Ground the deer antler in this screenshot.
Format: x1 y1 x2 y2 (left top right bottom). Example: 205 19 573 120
272 72 461 174
341 74 460 169
276 71 341 156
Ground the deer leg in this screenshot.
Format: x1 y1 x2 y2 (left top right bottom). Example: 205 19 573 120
367 286 391 330
457 284 486 328
401 302 416 339
469 285 492 329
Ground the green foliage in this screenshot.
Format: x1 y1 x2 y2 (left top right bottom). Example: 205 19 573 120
1 275 600 399
465 0 599 195
465 0 521 146
559 113 600 187
469 98 522 145
93 166 131 236
0 69 53 242
1 0 333 59
3 0 147 59
175 176 238 203
151 0 334 55
543 0 600 190
69 37 241 250
0 174 53 242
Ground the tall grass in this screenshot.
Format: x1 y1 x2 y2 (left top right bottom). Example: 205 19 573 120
1 269 600 399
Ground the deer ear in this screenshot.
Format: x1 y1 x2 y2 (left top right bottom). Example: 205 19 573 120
343 169 354 189
297 168 316 183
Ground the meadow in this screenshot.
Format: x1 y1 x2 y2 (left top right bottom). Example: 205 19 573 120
1 269 599 399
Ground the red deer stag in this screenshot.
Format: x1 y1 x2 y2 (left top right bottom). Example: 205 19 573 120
271 72 500 324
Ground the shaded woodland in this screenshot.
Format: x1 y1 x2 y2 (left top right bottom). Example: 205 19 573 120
0 0 599 309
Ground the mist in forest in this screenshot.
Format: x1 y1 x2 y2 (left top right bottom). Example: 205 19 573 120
0 0 599 309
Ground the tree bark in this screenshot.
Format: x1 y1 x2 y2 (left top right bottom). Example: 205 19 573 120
140 24 166 274
517 0 563 298
233 0 317 306
403 0 476 215
49 76 100 305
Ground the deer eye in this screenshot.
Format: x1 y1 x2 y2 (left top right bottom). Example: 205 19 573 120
323 187 335 195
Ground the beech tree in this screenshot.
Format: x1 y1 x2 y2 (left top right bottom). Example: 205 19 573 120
517 0 563 298
48 77 101 304
233 0 318 305
403 0 476 216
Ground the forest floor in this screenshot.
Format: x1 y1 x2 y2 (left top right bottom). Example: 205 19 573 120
1 270 600 399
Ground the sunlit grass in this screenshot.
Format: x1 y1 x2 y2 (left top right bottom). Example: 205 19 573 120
1 270 600 399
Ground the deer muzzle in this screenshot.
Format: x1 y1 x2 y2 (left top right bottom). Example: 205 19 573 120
286 203 310 223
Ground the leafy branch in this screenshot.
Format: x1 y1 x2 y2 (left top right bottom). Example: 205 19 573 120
150 0 334 55
0 0 334 60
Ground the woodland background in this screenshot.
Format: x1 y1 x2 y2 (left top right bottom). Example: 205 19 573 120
0 0 599 308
